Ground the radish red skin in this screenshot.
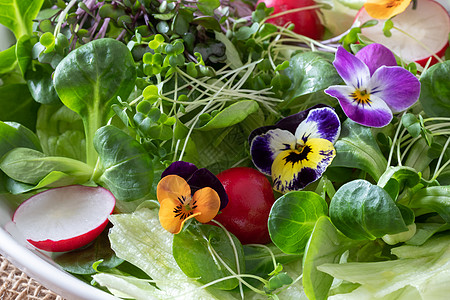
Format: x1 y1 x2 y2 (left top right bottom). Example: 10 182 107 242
257 0 325 40
12 185 116 252
27 219 110 252
214 167 276 244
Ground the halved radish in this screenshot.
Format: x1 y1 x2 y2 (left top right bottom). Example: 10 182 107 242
13 185 116 252
354 0 450 66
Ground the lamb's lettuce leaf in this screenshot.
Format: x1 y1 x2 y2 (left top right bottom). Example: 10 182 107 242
331 120 387 181
329 179 408 240
0 147 93 185
53 38 136 167
93 125 153 202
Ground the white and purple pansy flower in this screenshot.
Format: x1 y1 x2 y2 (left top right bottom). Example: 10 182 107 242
249 105 341 193
325 44 421 128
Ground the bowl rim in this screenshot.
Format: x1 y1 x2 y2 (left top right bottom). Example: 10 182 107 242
0 220 118 300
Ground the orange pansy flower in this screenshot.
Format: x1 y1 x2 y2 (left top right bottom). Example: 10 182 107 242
364 0 412 20
157 175 220 234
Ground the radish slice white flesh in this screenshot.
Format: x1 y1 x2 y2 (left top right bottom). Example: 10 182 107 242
13 185 116 252
355 0 450 66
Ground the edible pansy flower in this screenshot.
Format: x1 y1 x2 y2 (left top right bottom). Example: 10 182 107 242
325 44 420 128
364 0 412 20
156 161 228 234
249 105 341 193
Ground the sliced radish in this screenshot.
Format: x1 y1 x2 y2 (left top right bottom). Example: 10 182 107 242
354 0 450 66
13 185 116 252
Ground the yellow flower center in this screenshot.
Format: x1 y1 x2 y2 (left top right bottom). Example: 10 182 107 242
350 89 371 106
173 195 197 220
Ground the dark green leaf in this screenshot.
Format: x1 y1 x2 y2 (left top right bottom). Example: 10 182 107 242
53 38 136 166
332 119 388 181
268 191 328 255
243 244 300 286
402 113 421 138
26 63 60 104
0 121 41 157
196 100 259 131
0 83 39 131
419 61 450 117
94 125 153 201
17 34 39 77
409 186 450 222
0 45 17 74
235 23 259 41
54 229 123 275
192 16 221 32
330 179 408 240
197 0 220 16
282 51 342 102
173 8 194 36
0 148 93 185
173 224 244 290
377 166 421 191
36 104 86 161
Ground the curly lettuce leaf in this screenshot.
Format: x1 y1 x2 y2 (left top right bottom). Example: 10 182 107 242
99 208 239 300
318 235 450 299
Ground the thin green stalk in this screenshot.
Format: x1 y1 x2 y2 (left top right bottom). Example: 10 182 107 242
387 113 405 168
246 244 277 270
54 0 78 36
432 136 450 180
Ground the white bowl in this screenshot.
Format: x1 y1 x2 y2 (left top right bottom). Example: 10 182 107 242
0 197 118 300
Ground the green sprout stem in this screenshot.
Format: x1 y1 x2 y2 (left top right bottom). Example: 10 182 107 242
387 113 405 168
246 244 278 270
54 0 78 37
432 136 450 180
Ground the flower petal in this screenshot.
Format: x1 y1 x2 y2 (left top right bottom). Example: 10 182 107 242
368 66 421 113
157 175 191 204
161 161 198 181
333 46 371 89
271 138 336 193
364 0 412 20
355 44 397 76
192 187 220 223
159 197 200 234
275 104 329 134
250 129 297 175
294 107 341 145
187 168 228 210
325 85 393 127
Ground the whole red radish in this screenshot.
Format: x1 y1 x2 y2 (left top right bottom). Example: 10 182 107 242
13 185 115 252
257 0 325 40
214 167 275 244
354 0 450 67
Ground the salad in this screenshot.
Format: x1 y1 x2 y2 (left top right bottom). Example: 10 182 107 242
0 0 450 299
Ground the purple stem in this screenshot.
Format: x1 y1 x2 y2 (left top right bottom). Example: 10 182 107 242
94 17 110 39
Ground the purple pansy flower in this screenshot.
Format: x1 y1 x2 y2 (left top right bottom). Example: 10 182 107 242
161 161 228 210
249 105 341 193
325 44 421 128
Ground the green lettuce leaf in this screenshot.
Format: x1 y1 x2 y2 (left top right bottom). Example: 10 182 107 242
102 208 239 299
318 235 450 299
